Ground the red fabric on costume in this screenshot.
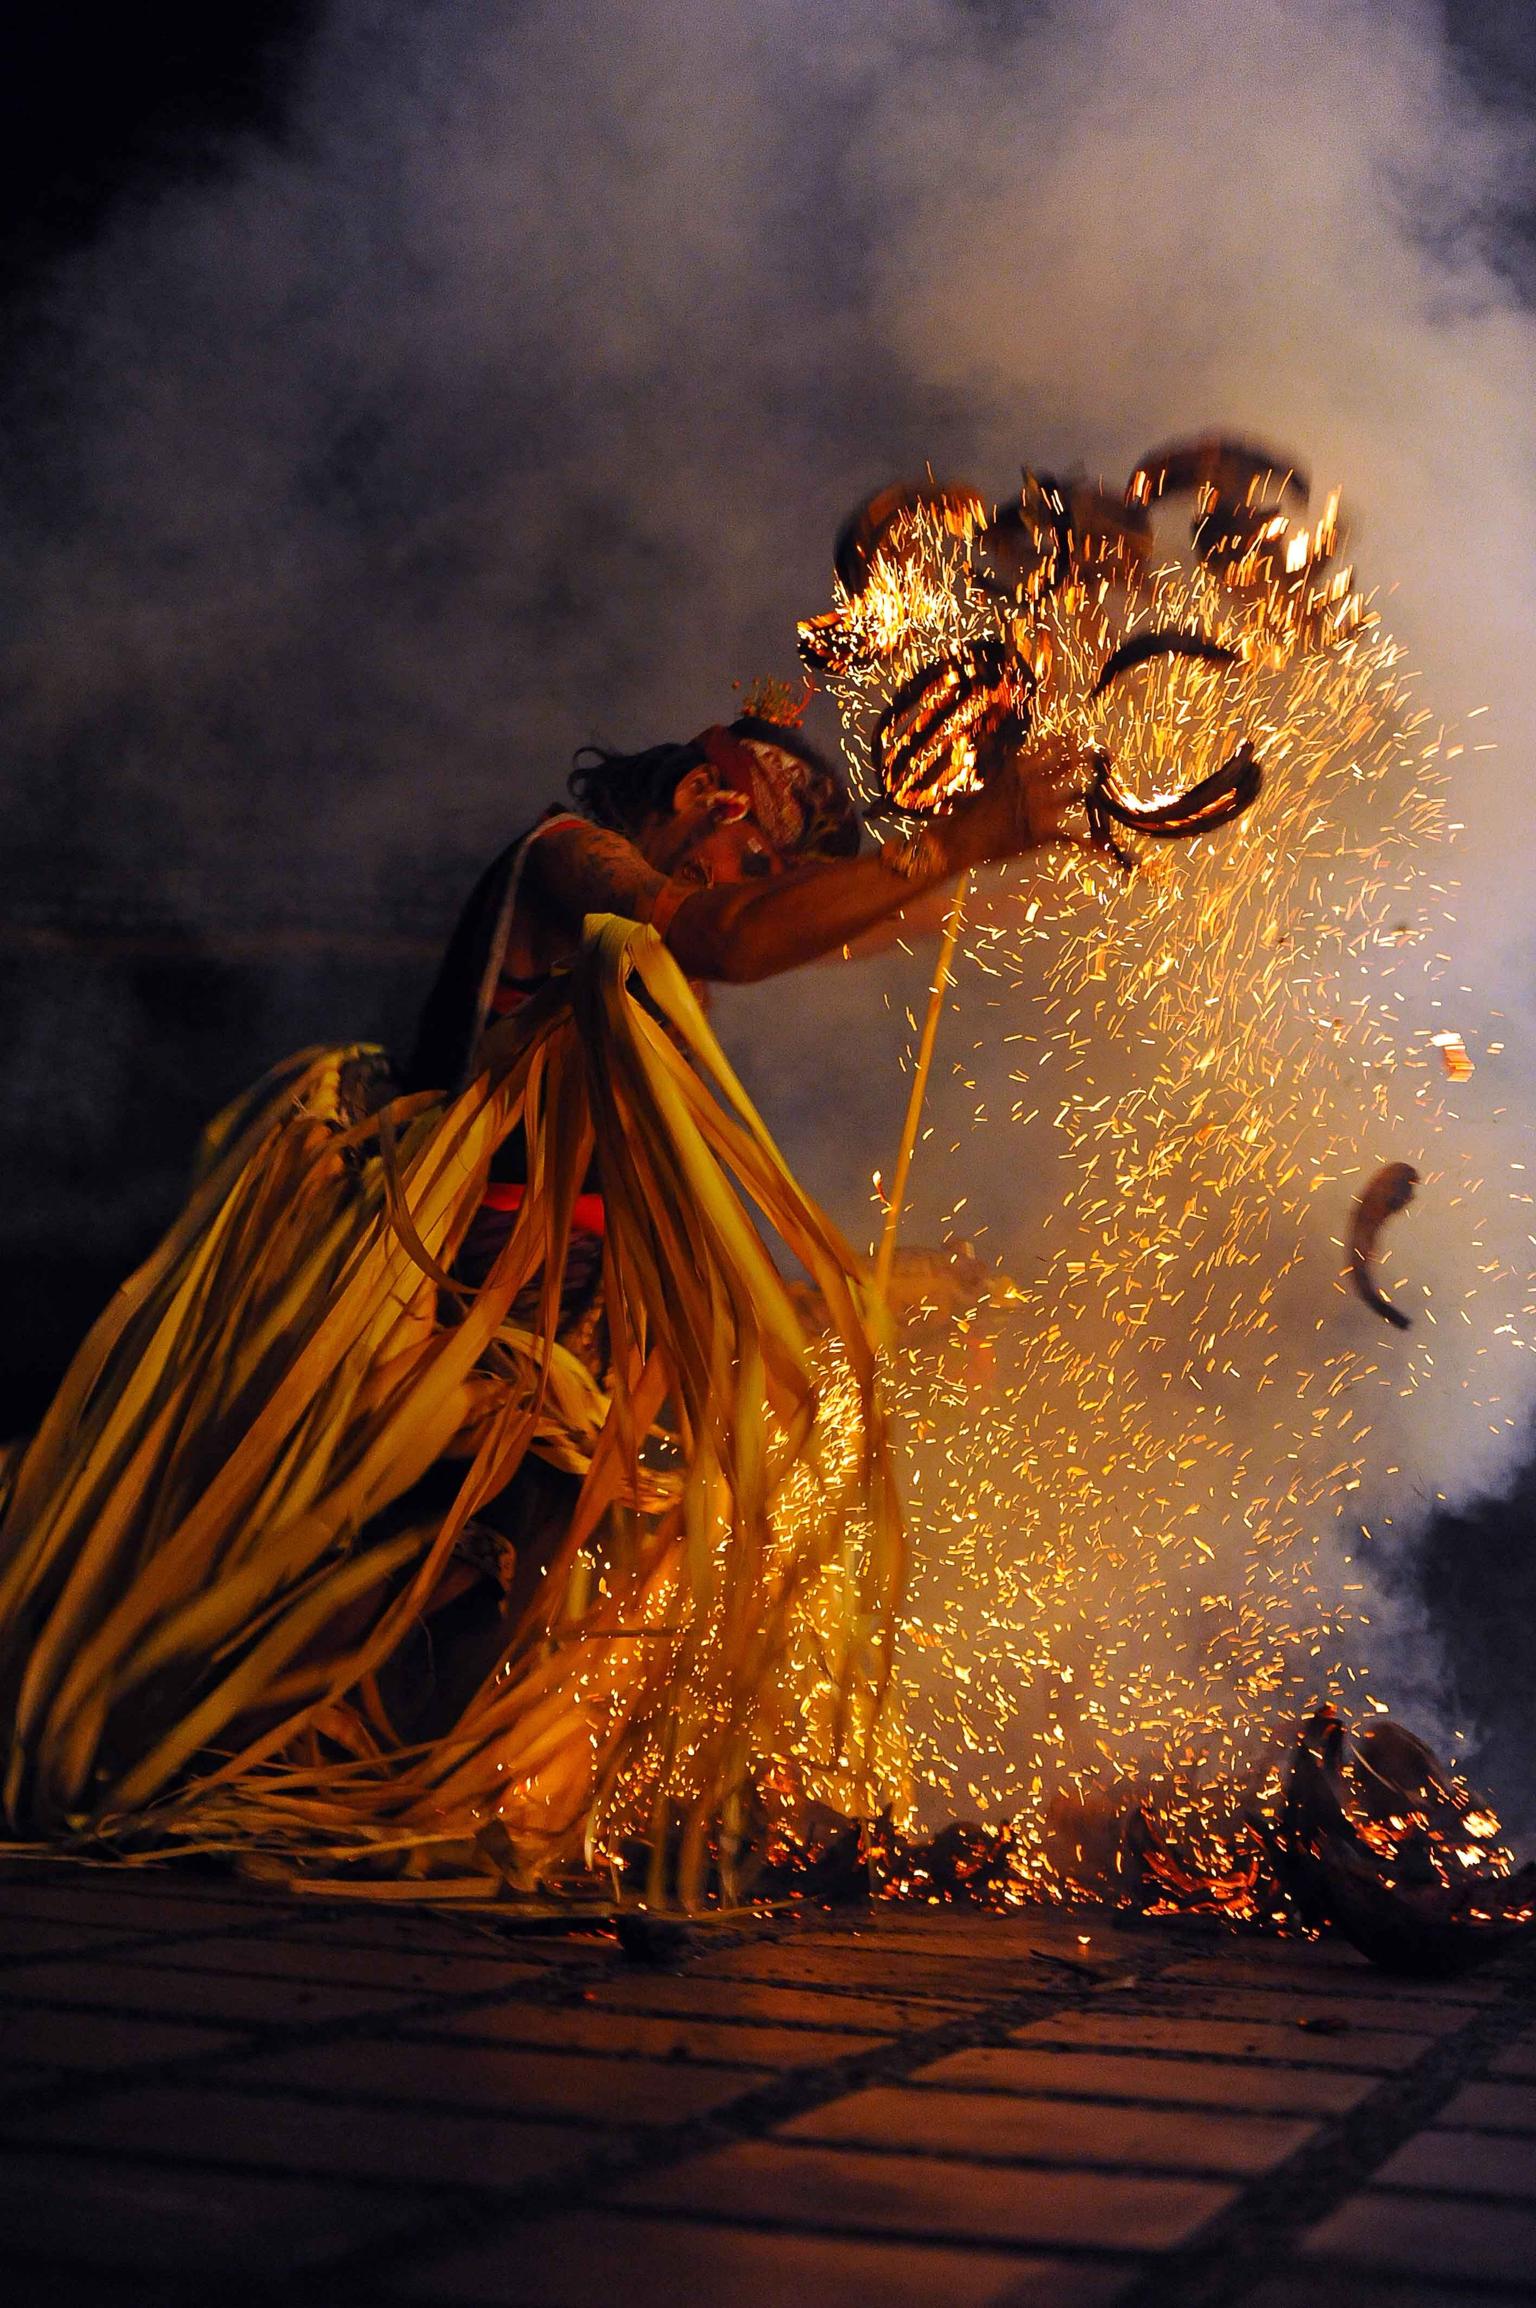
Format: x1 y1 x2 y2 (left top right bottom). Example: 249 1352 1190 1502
478 1181 607 1237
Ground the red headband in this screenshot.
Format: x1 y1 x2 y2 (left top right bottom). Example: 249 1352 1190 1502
691 725 809 852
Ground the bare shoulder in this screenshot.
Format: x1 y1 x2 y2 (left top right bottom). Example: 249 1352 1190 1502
525 813 669 920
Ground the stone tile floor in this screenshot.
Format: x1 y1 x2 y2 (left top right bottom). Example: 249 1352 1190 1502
0 1858 1532 2304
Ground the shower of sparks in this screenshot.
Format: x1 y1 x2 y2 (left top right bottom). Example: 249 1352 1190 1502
791 474 1536 1910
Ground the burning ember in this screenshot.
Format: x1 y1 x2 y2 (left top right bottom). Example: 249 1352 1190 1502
1431 1028 1476 1081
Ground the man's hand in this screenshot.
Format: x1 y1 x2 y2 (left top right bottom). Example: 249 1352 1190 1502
945 733 1095 871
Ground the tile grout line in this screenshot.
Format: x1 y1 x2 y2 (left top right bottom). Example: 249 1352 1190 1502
0 1899 1148 2121
263 1925 1267 2301
5 1879 1532 2302
0 1904 818 2119
1113 1939 1536 2308
4 1914 1185 2300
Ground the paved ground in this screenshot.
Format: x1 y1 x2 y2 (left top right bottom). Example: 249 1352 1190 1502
1 1858 1534 2305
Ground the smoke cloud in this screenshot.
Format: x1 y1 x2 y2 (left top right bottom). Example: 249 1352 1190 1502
4 0 1535 1823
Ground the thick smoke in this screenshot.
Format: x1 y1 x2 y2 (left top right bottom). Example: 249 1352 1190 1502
5 1 1534 957
3 1 1535 1813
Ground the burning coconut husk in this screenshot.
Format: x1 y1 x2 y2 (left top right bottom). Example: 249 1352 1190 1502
1253 1707 1536 1976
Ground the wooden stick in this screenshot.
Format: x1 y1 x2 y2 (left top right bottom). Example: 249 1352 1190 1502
874 873 969 1301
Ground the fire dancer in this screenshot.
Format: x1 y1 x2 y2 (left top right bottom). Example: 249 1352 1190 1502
0 702 1089 1901
377 711 1090 1720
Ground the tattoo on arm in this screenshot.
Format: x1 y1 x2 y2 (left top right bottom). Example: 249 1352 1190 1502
528 820 673 925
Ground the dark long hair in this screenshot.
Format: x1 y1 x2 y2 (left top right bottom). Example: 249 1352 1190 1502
567 739 706 838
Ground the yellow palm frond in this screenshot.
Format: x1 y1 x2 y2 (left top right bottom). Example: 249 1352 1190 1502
0 919 904 1905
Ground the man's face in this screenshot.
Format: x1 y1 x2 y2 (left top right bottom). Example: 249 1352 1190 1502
682 804 783 886
646 746 796 887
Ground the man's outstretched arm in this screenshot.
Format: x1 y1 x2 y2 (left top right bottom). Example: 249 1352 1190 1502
664 736 1090 983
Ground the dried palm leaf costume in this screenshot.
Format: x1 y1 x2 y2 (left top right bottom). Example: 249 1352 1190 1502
0 727 902 1904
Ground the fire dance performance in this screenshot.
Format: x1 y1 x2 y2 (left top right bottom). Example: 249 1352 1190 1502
0 434 1530 1969
0 697 1088 1906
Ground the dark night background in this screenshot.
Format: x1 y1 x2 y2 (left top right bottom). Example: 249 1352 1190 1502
1 1 1532 1833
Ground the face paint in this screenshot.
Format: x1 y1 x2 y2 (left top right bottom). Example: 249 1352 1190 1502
691 726 809 852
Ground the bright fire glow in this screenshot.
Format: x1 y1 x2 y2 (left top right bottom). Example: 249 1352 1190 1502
786 474 1533 1911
